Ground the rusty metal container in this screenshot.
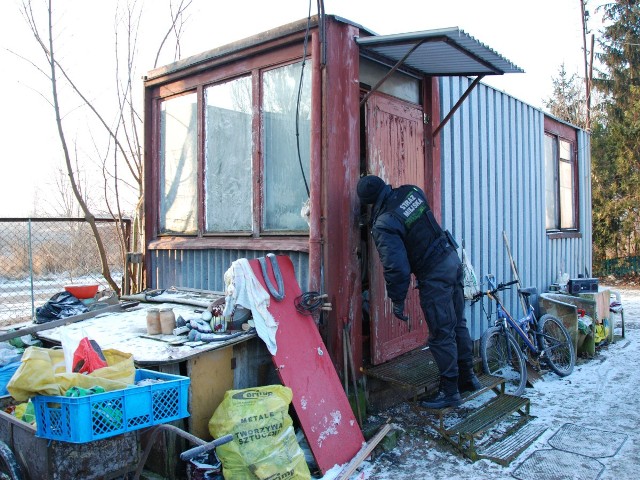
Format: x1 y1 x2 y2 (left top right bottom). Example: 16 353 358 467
0 397 139 479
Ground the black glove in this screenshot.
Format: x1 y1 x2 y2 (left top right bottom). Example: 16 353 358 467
392 301 409 322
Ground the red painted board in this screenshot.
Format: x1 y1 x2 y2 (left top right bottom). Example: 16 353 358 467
248 255 364 473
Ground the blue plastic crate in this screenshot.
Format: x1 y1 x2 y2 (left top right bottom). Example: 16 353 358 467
32 369 190 443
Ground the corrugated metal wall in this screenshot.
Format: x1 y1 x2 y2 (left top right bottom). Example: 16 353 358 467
149 249 309 293
439 77 592 341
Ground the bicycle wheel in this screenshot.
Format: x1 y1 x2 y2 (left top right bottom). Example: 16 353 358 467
480 326 527 396
0 441 22 480
536 314 575 377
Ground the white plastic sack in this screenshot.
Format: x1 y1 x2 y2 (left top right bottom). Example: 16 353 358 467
461 248 480 300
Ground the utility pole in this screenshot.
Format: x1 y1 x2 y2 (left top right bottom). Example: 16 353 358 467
580 0 592 131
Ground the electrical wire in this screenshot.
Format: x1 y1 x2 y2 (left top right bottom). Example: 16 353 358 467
295 0 313 198
295 291 324 315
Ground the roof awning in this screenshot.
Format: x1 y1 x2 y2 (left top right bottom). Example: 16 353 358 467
355 27 523 77
356 27 523 136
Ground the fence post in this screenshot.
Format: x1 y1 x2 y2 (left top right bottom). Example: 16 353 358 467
125 252 143 295
28 218 35 320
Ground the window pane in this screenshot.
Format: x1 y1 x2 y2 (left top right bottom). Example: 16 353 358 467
544 135 559 230
559 156 575 229
160 93 198 234
559 139 571 161
359 57 420 104
262 61 311 232
205 77 253 232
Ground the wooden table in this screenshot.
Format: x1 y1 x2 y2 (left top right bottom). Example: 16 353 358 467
35 301 258 442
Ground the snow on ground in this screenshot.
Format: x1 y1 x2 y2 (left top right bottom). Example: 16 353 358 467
326 285 640 480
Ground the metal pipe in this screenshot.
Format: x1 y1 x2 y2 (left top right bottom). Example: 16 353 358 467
309 31 323 293
28 219 34 320
360 39 426 106
133 424 205 479
432 75 484 138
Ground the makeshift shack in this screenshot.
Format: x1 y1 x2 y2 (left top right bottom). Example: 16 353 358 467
143 12 592 377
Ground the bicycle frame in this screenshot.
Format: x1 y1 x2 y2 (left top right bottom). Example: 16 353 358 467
485 277 540 355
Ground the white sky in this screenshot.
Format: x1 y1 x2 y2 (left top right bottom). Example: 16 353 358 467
0 0 608 217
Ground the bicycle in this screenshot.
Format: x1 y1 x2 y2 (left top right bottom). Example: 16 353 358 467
133 424 233 479
473 275 575 396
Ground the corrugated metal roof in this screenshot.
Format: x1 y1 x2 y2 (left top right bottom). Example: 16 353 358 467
356 27 524 76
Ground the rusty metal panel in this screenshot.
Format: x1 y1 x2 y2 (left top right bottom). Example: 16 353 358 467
321 19 364 371
150 249 309 292
438 77 592 341
365 92 428 365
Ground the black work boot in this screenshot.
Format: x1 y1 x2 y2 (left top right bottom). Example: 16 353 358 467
420 376 461 409
458 368 483 393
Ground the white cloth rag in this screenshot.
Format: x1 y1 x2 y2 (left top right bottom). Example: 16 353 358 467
223 258 278 355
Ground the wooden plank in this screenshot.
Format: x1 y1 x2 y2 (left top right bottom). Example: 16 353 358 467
248 255 364 474
337 422 391 480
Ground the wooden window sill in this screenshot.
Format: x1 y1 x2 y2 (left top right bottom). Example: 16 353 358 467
148 235 310 252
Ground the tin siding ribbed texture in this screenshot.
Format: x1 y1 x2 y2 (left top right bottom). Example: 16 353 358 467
150 249 309 293
439 77 592 340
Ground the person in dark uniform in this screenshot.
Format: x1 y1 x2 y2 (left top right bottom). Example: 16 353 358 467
357 175 481 409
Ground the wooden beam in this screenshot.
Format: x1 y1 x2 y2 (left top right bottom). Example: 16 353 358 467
337 421 392 480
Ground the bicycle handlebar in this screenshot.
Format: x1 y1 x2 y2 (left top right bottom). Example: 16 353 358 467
471 279 519 303
180 434 234 461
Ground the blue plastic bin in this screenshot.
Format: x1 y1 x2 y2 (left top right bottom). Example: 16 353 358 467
32 369 190 443
0 362 21 396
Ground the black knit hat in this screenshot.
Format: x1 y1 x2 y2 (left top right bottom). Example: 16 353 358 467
357 175 386 204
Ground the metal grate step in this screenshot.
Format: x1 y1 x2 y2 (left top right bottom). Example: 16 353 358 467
362 348 440 391
477 423 547 466
416 374 505 417
447 393 530 438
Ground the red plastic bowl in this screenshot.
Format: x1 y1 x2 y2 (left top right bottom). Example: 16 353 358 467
64 284 99 299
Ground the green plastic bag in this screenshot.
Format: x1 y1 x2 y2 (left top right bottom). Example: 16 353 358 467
208 385 310 480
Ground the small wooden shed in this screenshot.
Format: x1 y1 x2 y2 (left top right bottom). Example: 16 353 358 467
143 14 592 376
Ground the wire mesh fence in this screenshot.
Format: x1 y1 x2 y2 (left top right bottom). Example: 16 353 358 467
594 255 640 278
0 218 130 326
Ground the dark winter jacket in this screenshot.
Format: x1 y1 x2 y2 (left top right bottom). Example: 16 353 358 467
370 184 447 303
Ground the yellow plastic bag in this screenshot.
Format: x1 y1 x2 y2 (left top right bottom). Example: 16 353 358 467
209 385 310 480
7 346 135 401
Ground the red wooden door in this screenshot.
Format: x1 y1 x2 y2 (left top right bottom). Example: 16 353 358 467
365 92 428 365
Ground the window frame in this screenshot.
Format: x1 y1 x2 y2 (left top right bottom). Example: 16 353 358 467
543 117 581 239
146 43 312 252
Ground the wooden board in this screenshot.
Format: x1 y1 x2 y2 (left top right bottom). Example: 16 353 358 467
248 255 364 474
34 302 255 366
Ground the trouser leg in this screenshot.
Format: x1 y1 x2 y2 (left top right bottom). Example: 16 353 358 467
453 260 473 369
418 250 460 380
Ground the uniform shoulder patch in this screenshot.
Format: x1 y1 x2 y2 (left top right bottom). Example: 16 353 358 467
395 188 427 227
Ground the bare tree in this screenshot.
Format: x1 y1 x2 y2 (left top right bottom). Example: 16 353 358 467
18 0 191 295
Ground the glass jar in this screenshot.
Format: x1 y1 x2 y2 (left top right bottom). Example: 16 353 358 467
146 308 161 335
159 308 176 335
